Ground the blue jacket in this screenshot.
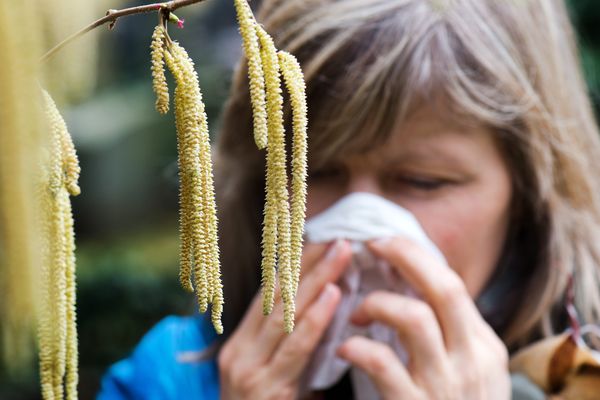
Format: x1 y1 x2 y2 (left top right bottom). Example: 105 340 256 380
97 316 545 400
97 316 220 400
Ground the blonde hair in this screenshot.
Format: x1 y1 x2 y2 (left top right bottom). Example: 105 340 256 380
214 0 600 349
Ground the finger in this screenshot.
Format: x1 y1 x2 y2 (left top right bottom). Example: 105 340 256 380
253 239 352 361
233 241 330 338
367 236 481 350
220 242 340 379
337 336 421 399
270 283 341 378
351 291 449 376
257 240 351 354
300 240 331 275
293 239 352 315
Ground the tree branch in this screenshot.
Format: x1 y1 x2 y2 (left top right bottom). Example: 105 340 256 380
40 0 208 62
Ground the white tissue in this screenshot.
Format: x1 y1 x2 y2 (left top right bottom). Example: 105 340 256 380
300 192 447 400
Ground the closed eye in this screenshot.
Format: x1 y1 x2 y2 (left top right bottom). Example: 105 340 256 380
391 176 450 191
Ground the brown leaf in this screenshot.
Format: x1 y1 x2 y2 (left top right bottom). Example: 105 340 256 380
557 366 600 399
510 333 600 398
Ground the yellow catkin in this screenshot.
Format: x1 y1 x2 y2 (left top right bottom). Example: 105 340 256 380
38 246 54 400
58 122 81 197
44 90 68 400
150 25 170 114
164 48 196 295
59 112 80 400
203 145 224 334
41 89 81 400
175 44 210 313
42 97 65 400
256 26 295 332
52 190 68 400
197 86 224 334
38 239 54 400
166 46 209 308
0 0 44 373
62 195 78 400
278 51 308 297
260 154 278 316
256 26 279 316
164 42 223 333
234 0 268 150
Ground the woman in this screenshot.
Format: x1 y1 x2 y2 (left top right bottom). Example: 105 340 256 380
98 0 600 398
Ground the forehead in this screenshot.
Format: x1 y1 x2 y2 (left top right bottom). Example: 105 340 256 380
316 104 499 167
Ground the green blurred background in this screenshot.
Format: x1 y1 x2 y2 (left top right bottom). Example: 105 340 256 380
1 0 600 398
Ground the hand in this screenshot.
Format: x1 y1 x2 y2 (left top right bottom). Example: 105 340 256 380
337 236 510 400
218 239 352 400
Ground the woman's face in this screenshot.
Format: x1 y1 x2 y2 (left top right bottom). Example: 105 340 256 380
306 106 513 298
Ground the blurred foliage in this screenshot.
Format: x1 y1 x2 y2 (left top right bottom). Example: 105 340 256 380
75 227 195 398
568 0 600 114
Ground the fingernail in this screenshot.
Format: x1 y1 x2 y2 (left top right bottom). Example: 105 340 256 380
325 239 344 261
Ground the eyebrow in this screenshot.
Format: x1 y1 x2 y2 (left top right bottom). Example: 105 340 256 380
380 147 466 167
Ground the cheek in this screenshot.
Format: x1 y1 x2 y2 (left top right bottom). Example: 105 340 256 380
412 184 512 298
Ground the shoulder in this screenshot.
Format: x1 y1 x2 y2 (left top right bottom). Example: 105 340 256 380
97 315 220 400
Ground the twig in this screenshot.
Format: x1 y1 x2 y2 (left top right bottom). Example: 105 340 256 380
40 0 208 62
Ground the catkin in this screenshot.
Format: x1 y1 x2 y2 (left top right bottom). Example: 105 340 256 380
150 25 170 114
62 194 78 400
234 0 268 150
150 4 309 335
164 47 197 295
256 25 295 332
41 89 80 400
257 25 280 316
234 1 309 333
278 51 308 297
0 0 45 372
162 39 223 334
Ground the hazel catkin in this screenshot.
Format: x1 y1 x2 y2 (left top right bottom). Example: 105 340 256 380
278 51 308 297
41 89 80 400
150 25 170 114
163 39 223 334
234 0 268 150
256 25 280 316
235 1 310 333
151 4 309 335
256 25 295 332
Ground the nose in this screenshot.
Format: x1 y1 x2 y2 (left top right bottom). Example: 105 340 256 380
345 171 383 197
